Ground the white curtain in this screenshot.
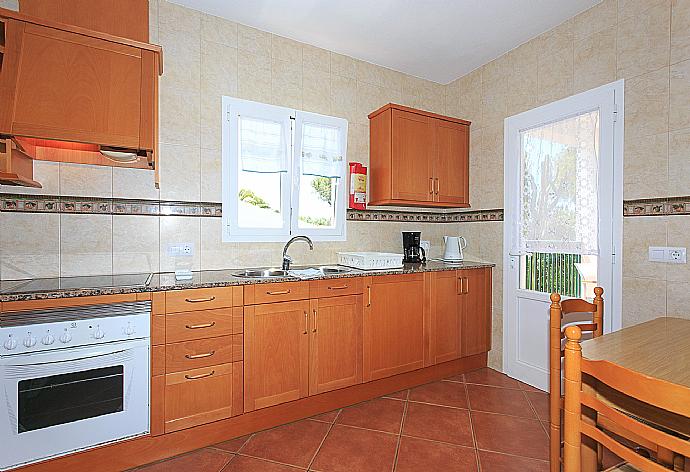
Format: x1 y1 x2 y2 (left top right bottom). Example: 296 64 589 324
300 122 344 178
239 116 288 173
519 110 600 255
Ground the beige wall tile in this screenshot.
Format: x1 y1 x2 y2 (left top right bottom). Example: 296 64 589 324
237 49 271 103
112 215 160 274
622 216 668 279
668 127 690 195
573 0 617 41
331 52 357 79
671 0 690 63
469 128 483 210
160 216 201 272
0 212 59 280
574 27 617 93
272 35 303 63
159 144 201 202
479 125 504 209
159 85 201 146
330 75 358 124
60 214 112 277
670 59 690 130
537 19 574 58
302 68 332 115
200 217 239 270
355 60 385 87
149 0 159 43
303 44 330 73
616 2 671 79
356 83 392 124
623 132 669 199
238 24 271 56
113 168 159 200
0 161 60 195
666 216 690 281
666 281 690 319
505 60 538 117
159 0 200 33
624 67 670 138
200 42 238 150
537 46 574 104
159 28 201 92
201 13 237 47
622 276 667 327
458 68 483 129
271 58 303 109
200 148 222 203
488 310 503 371
481 76 507 125
59 163 112 198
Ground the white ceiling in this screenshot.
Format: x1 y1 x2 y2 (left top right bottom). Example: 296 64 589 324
171 0 601 84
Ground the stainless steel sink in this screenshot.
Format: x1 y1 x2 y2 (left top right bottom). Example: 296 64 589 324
232 268 292 278
319 266 351 274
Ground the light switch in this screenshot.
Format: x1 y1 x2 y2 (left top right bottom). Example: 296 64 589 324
649 247 665 262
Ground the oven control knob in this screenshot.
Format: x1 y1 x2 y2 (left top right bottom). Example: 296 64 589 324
125 323 135 336
23 334 37 348
93 326 105 339
59 331 72 344
41 333 55 345
3 337 17 351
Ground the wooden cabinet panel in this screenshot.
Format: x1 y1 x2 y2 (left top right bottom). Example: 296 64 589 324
164 363 233 433
435 120 469 205
363 274 426 381
244 301 310 412
244 281 309 305
165 287 240 313
165 308 238 343
428 271 462 365
460 268 493 357
165 335 242 373
309 277 363 299
309 295 363 395
391 109 435 202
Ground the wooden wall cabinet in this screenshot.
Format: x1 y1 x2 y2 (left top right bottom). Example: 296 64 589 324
368 104 470 208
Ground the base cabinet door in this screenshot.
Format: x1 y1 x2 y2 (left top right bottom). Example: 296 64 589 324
363 274 426 381
244 301 310 412
429 271 462 364
309 295 363 395
460 268 493 357
164 363 233 433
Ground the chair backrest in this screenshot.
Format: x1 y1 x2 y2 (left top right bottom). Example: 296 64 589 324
562 326 690 472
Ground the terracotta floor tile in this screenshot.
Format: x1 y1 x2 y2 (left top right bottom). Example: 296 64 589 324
517 380 545 393
525 391 550 421
409 380 468 409
471 411 549 460
240 419 330 468
478 450 549 472
135 448 233 472
223 455 304 471
382 389 409 400
463 368 520 389
310 425 398 472
394 436 478 472
466 384 535 418
214 435 252 453
336 397 405 433
443 373 465 383
402 402 474 447
310 409 341 423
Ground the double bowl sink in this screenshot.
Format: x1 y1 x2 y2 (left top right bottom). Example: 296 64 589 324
232 265 352 279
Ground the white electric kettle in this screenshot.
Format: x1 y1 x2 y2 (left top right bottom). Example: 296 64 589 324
443 236 467 262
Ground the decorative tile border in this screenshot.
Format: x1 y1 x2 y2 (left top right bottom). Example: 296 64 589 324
623 196 690 217
0 193 504 222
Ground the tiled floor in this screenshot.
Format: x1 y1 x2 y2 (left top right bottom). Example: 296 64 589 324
133 368 550 472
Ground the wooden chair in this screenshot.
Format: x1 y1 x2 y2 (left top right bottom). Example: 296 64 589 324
563 325 690 472
550 287 604 472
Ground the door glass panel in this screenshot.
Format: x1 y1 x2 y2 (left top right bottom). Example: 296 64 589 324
517 110 600 295
18 365 124 433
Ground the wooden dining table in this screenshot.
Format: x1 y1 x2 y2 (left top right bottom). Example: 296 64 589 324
579 317 690 471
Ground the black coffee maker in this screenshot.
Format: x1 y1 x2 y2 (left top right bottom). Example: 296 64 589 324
402 231 426 263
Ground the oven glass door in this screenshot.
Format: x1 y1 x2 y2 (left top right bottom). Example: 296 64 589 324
0 339 149 471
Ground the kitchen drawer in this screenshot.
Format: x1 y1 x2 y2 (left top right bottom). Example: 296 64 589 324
309 277 363 299
165 287 242 313
244 281 309 305
166 335 242 373
164 362 233 433
166 307 242 343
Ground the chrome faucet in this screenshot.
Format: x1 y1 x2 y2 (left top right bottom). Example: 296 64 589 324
282 236 314 270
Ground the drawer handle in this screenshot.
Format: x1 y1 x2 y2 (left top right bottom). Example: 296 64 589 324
185 351 215 359
185 296 216 303
185 322 216 330
328 285 348 290
367 286 371 307
185 370 215 380
266 289 291 295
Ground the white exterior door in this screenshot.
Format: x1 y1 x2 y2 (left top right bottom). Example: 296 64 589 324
503 81 624 390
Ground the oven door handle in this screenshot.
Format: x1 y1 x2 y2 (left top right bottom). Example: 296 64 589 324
0 339 148 367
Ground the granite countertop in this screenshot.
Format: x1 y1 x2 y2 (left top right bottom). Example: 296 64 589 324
0 260 495 302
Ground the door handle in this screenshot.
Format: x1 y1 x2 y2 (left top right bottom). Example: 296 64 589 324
458 276 464 295
267 289 291 295
367 286 371 307
185 322 216 329
327 284 348 290
434 178 440 196
185 351 215 360
463 277 469 294
312 309 318 333
185 296 216 303
429 178 434 196
303 311 308 334
185 370 215 380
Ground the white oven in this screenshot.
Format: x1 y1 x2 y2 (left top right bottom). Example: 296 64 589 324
0 302 151 471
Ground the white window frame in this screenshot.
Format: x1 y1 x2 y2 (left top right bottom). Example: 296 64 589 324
222 97 348 243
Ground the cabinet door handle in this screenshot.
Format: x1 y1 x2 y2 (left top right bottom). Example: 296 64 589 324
185 351 215 360
267 289 291 295
429 178 434 195
463 277 469 294
303 311 308 334
367 286 372 307
185 296 216 303
313 309 318 333
185 321 216 330
327 284 348 290
458 276 464 295
435 178 440 196
185 370 215 380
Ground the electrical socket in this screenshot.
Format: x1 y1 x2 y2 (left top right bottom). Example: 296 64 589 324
648 246 686 264
167 243 195 257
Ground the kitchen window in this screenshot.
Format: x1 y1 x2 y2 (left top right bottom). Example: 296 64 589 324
222 97 348 242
